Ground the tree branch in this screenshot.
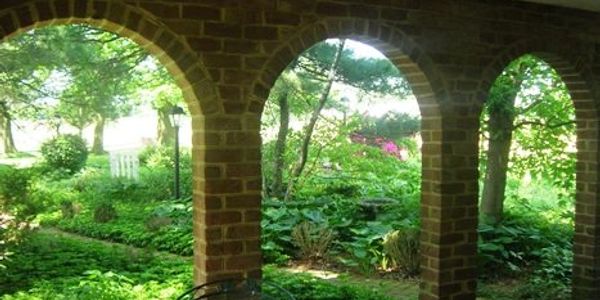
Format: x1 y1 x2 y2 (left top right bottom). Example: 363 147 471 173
512 119 575 130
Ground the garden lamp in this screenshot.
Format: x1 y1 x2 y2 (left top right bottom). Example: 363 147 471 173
169 105 185 199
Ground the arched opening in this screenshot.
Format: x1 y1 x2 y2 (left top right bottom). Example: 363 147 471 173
477 54 577 299
250 14 454 294
0 21 203 298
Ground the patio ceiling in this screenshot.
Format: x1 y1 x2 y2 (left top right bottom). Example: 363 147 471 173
520 0 600 12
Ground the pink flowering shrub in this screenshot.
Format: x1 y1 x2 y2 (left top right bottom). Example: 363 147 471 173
349 133 406 160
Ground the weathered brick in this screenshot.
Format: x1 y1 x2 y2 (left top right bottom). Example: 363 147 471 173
204 22 241 38
265 11 301 25
141 2 179 19
244 25 278 40
225 195 261 208
182 5 221 20
205 211 242 225
226 224 260 239
187 37 223 52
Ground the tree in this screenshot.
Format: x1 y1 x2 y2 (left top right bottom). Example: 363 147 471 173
0 29 57 155
285 39 347 200
54 25 148 154
358 112 420 140
262 39 413 199
139 66 185 147
0 25 151 155
480 55 575 223
268 81 291 198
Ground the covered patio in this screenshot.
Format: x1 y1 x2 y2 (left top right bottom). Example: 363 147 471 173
1 0 599 299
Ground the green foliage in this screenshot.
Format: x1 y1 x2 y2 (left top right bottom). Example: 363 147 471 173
382 228 420 277
291 133 421 200
340 221 393 275
298 39 410 97
59 200 80 219
263 265 393 300
93 202 117 223
291 221 334 263
40 134 88 174
53 201 193 256
481 54 576 194
0 231 191 298
0 164 30 204
478 208 572 278
1 231 390 300
138 146 193 199
0 164 39 267
358 112 420 140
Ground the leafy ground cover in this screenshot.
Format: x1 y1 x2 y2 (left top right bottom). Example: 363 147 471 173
0 230 396 300
44 200 193 256
23 150 574 300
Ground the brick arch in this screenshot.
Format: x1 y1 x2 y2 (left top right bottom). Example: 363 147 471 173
0 0 226 287
0 0 220 116
480 39 600 299
251 18 459 299
252 19 446 117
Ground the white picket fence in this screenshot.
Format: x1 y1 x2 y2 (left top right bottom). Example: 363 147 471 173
109 150 139 180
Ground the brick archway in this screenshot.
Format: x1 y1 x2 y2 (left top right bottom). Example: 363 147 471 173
480 39 600 299
251 18 482 300
0 0 222 286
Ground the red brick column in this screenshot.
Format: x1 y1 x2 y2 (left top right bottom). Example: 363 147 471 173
571 68 600 299
419 109 480 300
192 114 263 283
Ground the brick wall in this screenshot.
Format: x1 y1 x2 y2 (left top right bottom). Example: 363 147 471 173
1 1 599 299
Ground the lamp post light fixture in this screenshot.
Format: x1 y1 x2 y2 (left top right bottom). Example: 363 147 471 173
340 96 350 125
169 105 185 199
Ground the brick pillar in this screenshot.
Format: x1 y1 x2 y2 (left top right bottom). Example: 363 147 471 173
572 78 600 299
193 113 262 284
420 110 480 300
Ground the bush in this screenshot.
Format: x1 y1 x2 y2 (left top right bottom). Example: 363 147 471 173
40 134 88 174
138 146 193 200
477 209 573 278
60 200 81 219
0 165 38 267
93 202 117 223
291 221 334 263
383 228 420 277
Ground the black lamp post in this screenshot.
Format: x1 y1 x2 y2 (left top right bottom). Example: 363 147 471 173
169 106 185 199
340 96 350 125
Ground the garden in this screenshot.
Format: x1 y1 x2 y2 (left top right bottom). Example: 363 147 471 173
0 24 577 300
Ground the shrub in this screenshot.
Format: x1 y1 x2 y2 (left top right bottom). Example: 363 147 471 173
0 165 37 267
291 221 334 263
0 165 30 204
93 202 117 223
138 146 193 200
477 209 573 278
60 200 80 219
144 216 172 232
40 134 88 174
383 228 420 277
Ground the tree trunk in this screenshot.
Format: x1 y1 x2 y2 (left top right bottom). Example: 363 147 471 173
481 64 527 224
157 105 175 147
481 104 516 223
270 91 290 198
91 115 106 154
285 39 346 200
0 103 17 156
